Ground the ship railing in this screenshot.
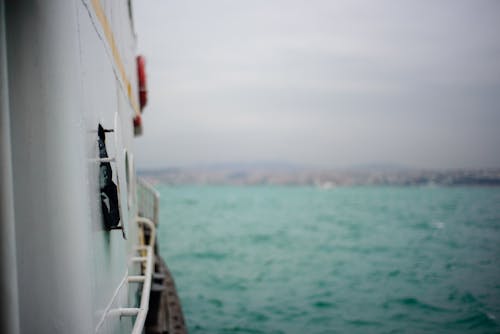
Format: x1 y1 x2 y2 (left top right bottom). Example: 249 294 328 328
137 178 160 226
95 216 156 334
109 217 156 334
95 178 159 333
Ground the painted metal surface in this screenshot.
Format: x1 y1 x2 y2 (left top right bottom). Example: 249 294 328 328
4 0 146 332
0 1 20 333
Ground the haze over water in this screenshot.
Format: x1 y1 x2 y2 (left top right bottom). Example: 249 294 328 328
157 185 500 333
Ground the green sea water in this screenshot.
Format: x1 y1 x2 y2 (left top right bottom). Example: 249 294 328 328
156 186 500 334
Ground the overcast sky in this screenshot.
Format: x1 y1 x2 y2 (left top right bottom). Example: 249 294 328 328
133 0 500 170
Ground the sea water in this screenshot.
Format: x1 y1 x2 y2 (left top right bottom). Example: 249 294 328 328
156 186 500 334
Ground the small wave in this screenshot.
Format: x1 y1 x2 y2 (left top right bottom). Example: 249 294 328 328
389 312 409 321
208 298 223 308
181 198 198 206
344 318 383 327
249 234 272 243
192 252 228 260
223 282 248 291
248 312 270 322
459 291 478 304
312 301 336 309
384 297 449 312
221 326 266 334
388 269 401 277
450 310 498 329
191 324 205 332
308 291 333 299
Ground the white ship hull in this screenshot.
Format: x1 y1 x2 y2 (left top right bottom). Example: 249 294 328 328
0 1 184 333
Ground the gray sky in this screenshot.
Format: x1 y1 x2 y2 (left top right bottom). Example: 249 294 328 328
133 0 500 170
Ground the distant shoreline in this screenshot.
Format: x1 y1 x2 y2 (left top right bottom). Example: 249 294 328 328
138 167 500 187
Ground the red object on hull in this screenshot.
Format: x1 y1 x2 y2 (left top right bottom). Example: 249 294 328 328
137 55 148 110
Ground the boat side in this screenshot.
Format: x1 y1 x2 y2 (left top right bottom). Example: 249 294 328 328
2 0 153 332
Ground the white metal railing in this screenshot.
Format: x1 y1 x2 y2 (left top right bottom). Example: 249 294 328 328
96 178 160 334
123 217 156 334
137 178 160 225
95 216 156 334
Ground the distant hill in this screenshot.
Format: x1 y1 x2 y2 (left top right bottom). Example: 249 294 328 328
138 163 500 186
